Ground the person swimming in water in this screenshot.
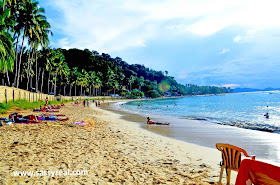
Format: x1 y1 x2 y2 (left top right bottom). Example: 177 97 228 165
264 112 269 119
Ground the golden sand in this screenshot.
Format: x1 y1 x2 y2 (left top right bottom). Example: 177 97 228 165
0 102 220 184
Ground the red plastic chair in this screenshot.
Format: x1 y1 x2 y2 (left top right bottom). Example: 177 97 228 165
235 158 280 185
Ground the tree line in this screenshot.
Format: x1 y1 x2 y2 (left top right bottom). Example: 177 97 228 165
0 0 230 98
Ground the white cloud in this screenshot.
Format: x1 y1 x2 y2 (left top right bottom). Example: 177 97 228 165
233 35 242 43
219 48 230 54
222 84 240 88
47 0 280 52
177 71 188 80
58 38 70 49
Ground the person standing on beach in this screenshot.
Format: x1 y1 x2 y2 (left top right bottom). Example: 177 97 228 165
87 100 89 107
83 100 85 107
45 97 48 106
95 101 98 107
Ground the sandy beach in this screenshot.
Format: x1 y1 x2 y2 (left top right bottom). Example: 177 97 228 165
0 101 230 184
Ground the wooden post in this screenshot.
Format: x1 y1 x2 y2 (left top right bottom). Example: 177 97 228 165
29 93 30 102
13 89 15 102
33 93 35 102
5 89 7 104
19 91 21 101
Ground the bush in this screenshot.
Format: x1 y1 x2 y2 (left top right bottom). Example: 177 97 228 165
0 103 8 114
147 90 161 98
129 89 144 99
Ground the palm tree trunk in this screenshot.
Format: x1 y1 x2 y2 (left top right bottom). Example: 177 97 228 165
26 49 32 90
35 51 38 91
41 68 44 93
51 77 54 93
38 67 41 91
70 86 72 96
13 35 19 87
80 85 82 96
48 71 50 94
75 84 77 96
30 76 33 90
54 73 57 96
5 69 10 86
17 29 26 88
27 49 35 90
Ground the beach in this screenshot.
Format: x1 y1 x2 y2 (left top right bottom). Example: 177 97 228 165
0 100 230 184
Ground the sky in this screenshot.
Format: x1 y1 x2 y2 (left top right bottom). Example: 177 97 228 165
38 0 280 89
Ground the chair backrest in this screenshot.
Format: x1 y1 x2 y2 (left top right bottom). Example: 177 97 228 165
216 143 251 171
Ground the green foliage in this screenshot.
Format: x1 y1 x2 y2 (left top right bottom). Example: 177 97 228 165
0 99 70 115
147 90 161 98
0 103 8 114
129 89 144 98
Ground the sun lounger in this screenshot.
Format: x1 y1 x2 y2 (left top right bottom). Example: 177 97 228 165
235 158 280 185
216 143 255 185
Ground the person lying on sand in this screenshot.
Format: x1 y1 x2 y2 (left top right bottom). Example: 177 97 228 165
147 117 170 125
147 117 155 124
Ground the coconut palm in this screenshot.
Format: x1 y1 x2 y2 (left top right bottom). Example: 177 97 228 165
0 1 15 86
15 0 48 88
138 76 144 91
128 75 136 91
49 50 65 96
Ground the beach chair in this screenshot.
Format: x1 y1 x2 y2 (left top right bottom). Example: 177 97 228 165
235 158 280 185
216 143 255 185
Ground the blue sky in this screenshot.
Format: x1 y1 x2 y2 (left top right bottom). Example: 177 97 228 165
38 0 280 89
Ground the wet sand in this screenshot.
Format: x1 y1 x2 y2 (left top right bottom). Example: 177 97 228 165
0 101 224 184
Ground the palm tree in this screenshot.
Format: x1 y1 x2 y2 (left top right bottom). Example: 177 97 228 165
138 76 144 91
0 1 15 86
49 50 65 95
16 0 48 88
128 75 136 91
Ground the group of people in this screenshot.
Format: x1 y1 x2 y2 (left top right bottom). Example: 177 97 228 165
72 98 104 107
93 99 102 107
82 100 89 107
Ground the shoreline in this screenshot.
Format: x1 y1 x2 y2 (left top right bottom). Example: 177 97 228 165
106 96 280 167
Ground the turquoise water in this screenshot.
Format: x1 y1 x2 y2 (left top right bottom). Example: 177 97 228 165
122 91 280 133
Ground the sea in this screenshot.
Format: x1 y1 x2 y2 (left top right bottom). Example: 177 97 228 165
111 91 280 164
122 91 280 133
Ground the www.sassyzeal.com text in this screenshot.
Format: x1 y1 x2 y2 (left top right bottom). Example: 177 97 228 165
12 169 89 177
